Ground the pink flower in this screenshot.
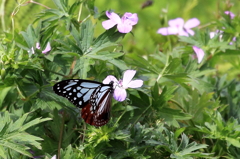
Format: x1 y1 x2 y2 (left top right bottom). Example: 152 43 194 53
224 11 235 19
28 42 51 54
41 42 51 54
157 18 200 37
102 11 138 33
210 30 223 39
103 70 143 101
210 30 236 45
192 46 205 63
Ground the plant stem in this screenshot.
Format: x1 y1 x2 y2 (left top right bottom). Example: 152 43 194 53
113 109 127 127
29 1 50 9
57 112 65 159
131 104 151 128
77 2 83 22
156 51 170 82
0 0 6 31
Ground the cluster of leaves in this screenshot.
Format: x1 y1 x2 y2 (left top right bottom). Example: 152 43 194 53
0 0 240 158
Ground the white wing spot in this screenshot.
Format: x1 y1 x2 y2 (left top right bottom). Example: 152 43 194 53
77 87 81 90
74 97 77 100
73 89 76 92
63 91 66 93
79 101 82 105
69 93 72 95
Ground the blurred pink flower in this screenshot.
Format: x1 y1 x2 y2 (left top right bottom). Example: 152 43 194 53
210 30 236 45
157 18 200 36
192 46 205 63
210 30 223 39
28 42 51 54
102 11 138 33
229 37 236 45
103 70 143 102
224 11 235 19
41 42 51 54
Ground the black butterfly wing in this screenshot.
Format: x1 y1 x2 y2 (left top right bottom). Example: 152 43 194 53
81 82 114 126
53 79 102 108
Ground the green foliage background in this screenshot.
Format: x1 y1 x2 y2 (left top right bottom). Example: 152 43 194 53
0 0 240 159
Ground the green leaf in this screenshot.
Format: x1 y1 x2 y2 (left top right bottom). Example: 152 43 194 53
159 107 192 120
91 29 124 54
86 52 124 61
0 111 50 157
0 146 7 159
0 86 12 107
80 20 94 53
52 0 68 12
108 59 128 70
0 140 32 157
164 73 191 83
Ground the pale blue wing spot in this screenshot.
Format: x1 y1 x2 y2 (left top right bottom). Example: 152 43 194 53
63 82 77 89
80 88 89 94
77 93 81 98
66 87 71 91
81 82 100 88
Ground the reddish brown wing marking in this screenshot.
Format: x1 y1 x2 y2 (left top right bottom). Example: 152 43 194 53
81 83 113 127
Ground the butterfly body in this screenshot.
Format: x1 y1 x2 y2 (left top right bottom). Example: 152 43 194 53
53 79 114 126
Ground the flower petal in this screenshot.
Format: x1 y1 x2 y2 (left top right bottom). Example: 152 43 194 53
122 70 136 88
103 75 118 85
28 47 35 54
36 42 41 49
42 42 51 54
106 11 121 24
102 20 118 30
192 46 205 63
157 27 179 35
51 155 57 159
122 13 138 25
183 29 194 36
117 23 133 33
168 18 184 28
210 32 216 39
127 79 143 88
113 87 127 102
157 27 169 35
184 18 200 29
224 11 235 19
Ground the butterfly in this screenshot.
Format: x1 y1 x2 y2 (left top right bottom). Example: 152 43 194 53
53 79 114 126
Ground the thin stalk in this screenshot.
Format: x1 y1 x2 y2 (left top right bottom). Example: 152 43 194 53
131 104 151 129
77 2 83 22
57 112 65 159
0 0 6 31
29 1 50 9
81 122 86 144
156 51 170 82
113 109 127 128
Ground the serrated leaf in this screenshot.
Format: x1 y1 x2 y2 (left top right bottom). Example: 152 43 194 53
19 117 51 132
52 0 68 12
80 20 94 53
91 29 124 54
108 59 128 70
159 107 192 120
0 140 32 157
0 86 12 107
86 52 124 61
0 146 7 159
